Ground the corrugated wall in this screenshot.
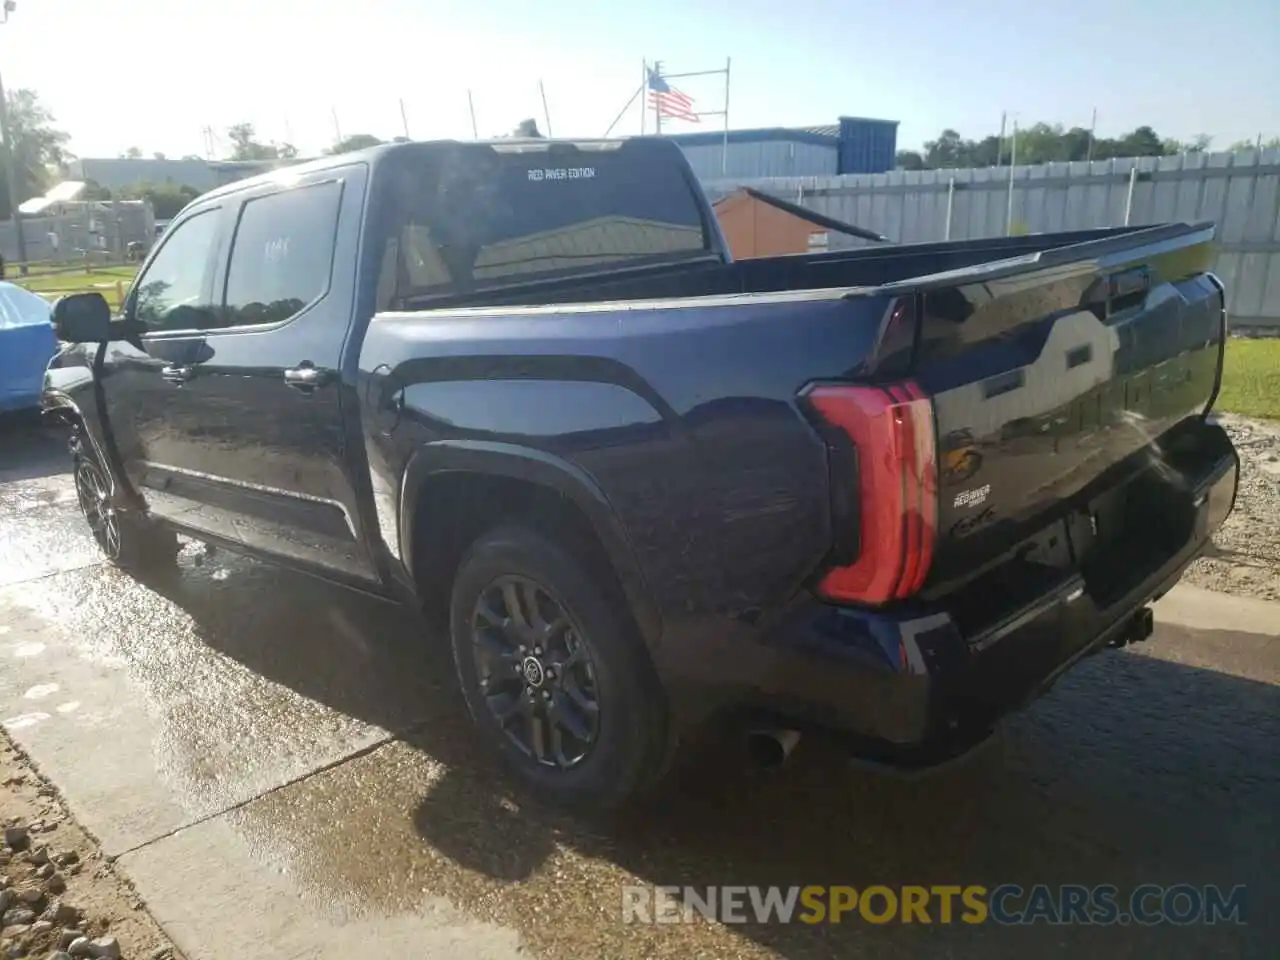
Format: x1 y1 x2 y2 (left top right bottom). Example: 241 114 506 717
679 140 838 182
838 118 899 175
703 148 1280 330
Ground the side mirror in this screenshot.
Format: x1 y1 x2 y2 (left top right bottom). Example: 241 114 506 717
52 292 113 343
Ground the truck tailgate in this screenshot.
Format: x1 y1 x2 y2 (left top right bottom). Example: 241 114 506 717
908 223 1227 619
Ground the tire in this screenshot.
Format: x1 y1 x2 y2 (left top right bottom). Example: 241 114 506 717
72 440 179 575
449 525 673 810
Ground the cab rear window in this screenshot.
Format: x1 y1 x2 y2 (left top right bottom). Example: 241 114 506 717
372 140 710 302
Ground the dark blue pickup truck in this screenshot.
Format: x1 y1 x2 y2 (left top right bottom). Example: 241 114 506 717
42 137 1238 808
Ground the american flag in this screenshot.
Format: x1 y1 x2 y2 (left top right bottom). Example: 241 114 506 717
648 69 700 124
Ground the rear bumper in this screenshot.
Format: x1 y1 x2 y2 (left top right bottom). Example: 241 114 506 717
713 423 1240 769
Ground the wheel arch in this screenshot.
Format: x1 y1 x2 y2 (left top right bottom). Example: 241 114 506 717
42 390 114 485
43 366 144 511
398 440 662 652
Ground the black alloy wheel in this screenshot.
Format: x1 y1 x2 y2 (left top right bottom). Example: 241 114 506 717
448 525 675 809
71 439 178 574
469 575 601 769
75 454 123 560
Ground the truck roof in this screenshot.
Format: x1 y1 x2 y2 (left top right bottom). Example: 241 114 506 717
196 137 675 204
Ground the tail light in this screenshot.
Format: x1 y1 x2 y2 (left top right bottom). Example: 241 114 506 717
803 381 938 605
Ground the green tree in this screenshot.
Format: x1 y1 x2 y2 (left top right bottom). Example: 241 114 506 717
120 146 143 159
119 180 202 219
326 133 383 155
1162 133 1213 154
906 121 1215 171
512 118 543 138
0 87 70 218
1227 136 1280 151
895 149 925 171
922 129 968 168
81 179 113 201
1057 127 1095 161
969 134 1003 166
226 122 272 160
1114 125 1164 157
225 122 298 161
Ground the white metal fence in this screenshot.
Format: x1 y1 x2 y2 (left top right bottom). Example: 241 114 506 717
0 201 155 265
704 148 1280 331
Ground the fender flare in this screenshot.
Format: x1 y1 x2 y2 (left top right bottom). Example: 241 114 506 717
41 389 109 477
398 439 663 651
42 382 143 510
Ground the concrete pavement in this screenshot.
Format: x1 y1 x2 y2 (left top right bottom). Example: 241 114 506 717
1 427 1277 959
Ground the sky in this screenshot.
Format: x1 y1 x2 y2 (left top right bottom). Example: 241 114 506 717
6 0 1278 160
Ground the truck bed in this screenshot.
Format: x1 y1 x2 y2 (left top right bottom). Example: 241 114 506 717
389 224 1171 311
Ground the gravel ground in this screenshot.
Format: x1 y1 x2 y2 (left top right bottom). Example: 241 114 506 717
1183 414 1280 601
1 737 180 960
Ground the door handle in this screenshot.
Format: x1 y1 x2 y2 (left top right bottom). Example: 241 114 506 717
283 364 332 392
161 365 193 384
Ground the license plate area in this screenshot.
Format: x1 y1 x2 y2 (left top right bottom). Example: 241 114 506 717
1075 420 1232 608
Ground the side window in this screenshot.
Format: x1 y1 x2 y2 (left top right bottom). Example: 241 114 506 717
133 209 220 333
219 180 342 328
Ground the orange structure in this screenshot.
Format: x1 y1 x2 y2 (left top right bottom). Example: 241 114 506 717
712 188 887 259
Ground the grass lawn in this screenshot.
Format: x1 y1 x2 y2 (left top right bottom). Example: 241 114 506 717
15 265 139 311
1217 337 1280 420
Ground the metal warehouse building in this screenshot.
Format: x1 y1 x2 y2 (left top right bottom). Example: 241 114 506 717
663 116 899 181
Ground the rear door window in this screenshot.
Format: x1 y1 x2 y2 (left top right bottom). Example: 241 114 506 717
375 141 710 301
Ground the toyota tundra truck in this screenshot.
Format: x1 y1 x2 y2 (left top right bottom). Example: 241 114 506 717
42 136 1238 808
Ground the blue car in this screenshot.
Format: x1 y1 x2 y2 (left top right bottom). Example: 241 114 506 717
0 282 58 414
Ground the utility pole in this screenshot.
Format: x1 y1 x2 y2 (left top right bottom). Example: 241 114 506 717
538 81 553 138
1006 118 1019 236
467 90 478 139
0 0 28 269
722 57 731 175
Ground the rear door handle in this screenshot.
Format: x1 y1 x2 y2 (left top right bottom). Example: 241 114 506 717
161 365 193 384
283 364 332 392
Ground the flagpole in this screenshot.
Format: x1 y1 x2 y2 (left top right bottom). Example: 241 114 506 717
640 59 647 135
399 98 410 139
722 56 731 175
467 90 479 139
1086 107 1097 163
997 111 1007 166
653 60 663 135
